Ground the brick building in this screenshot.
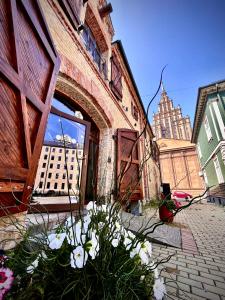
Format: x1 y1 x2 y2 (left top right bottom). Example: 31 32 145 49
0 0 161 226
152 86 204 197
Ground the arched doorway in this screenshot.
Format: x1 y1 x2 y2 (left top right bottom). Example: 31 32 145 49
31 94 100 212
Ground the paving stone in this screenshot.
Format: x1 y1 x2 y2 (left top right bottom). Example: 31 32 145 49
177 276 203 288
150 203 225 299
201 272 225 283
189 273 215 286
203 283 225 297
192 286 220 300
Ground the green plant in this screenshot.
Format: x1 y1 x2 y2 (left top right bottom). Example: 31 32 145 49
160 199 177 212
3 202 166 300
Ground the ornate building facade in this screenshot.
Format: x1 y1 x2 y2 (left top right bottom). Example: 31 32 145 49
152 85 192 141
152 85 204 197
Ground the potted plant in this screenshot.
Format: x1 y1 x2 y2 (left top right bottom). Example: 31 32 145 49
159 196 177 223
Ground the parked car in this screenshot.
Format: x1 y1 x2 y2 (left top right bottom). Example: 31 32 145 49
172 191 192 202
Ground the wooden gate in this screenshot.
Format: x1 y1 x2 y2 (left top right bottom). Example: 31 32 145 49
0 0 60 216
117 129 143 202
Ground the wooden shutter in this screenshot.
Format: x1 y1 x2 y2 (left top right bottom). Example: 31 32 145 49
0 0 60 216
59 0 82 30
110 54 122 100
117 129 143 202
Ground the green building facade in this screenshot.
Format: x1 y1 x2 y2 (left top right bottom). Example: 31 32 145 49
192 80 225 204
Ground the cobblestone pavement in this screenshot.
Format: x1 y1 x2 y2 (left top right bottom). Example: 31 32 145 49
152 201 225 300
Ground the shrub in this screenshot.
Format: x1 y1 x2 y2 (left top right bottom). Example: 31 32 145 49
3 202 166 300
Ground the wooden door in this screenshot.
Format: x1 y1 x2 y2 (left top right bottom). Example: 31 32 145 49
117 129 143 202
0 0 60 216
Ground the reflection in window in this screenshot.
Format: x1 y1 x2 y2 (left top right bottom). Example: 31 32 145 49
34 112 86 198
52 98 83 120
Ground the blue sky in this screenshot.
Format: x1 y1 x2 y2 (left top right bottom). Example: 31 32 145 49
110 0 225 125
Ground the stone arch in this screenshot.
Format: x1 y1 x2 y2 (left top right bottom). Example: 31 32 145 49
55 72 113 130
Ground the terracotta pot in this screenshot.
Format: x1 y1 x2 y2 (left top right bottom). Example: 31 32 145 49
159 205 174 223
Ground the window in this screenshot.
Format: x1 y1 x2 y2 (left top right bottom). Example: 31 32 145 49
213 156 224 184
39 182 43 188
58 156 61 161
66 150 69 154
55 173 59 179
61 183 65 190
46 182 50 189
54 182 58 189
50 163 53 169
52 148 55 152
45 147 49 152
51 155 54 160
57 164 60 169
70 174 73 180
59 149 62 153
69 183 72 189
44 155 48 160
48 173 52 179
197 143 202 159
41 172 44 178
71 157 74 162
81 24 107 79
59 0 82 30
204 116 212 141
110 53 122 100
42 163 46 168
70 165 74 170
72 150 75 154
63 174 66 179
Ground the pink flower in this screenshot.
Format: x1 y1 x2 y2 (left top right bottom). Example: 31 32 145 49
0 268 14 300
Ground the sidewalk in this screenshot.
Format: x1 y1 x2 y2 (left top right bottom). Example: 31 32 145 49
151 201 225 300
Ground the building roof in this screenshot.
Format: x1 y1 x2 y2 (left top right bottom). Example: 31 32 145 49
191 79 225 143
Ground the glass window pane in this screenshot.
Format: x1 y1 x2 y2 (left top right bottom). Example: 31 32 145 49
34 113 86 203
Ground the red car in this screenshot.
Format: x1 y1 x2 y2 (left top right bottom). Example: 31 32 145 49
172 191 192 202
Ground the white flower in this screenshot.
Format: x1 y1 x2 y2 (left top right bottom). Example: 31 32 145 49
111 238 119 248
129 242 141 259
153 277 166 300
26 251 47 274
140 275 145 282
70 246 88 269
27 257 39 274
139 248 150 265
142 240 152 257
88 231 99 259
86 201 97 212
48 232 66 249
124 237 133 250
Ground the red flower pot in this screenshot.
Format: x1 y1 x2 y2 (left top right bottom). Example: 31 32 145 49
159 205 174 223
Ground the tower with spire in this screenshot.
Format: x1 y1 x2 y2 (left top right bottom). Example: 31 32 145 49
152 83 192 140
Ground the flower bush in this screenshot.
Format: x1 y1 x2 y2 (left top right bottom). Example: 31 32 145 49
3 202 166 300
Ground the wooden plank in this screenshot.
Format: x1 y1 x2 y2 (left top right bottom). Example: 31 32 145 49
21 94 32 167
20 0 57 63
0 57 21 89
0 167 28 181
0 182 24 192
